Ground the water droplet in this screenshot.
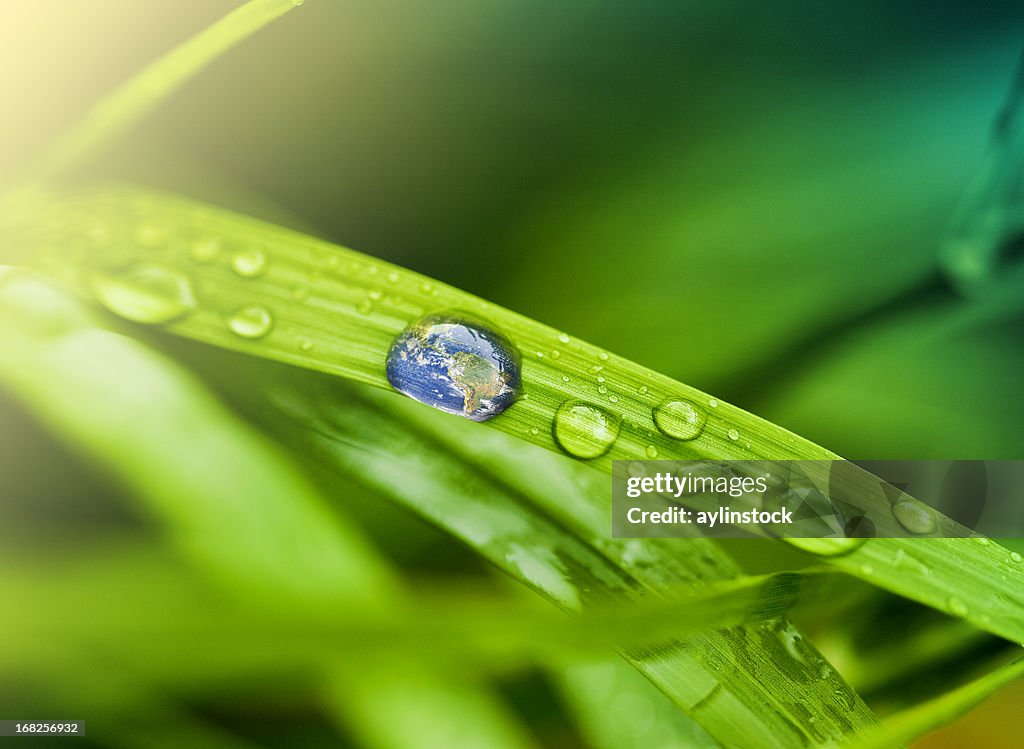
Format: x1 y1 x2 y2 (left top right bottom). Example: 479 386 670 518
891 499 937 535
597 352 609 361
227 304 274 339
974 536 992 546
535 350 545 358
591 365 604 374
645 445 658 458
420 281 435 295
1010 552 1023 563
550 349 560 359
653 399 707 441
561 375 570 383
557 332 570 344
947 597 969 617
609 394 619 403
530 427 539 436
597 376 606 383
598 385 608 394
385 313 521 422
708 398 719 408
299 339 314 352
368 289 383 301
387 271 400 284
134 224 165 247
727 428 739 441
638 385 648 395
190 237 221 264
356 300 373 314
553 401 620 459
90 265 196 324
231 247 267 278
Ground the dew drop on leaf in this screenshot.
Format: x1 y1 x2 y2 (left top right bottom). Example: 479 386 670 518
947 596 969 617
727 428 739 441
227 304 274 339
385 313 521 422
189 237 221 264
1010 552 1023 563
891 499 937 535
230 247 267 278
653 399 707 441
552 401 621 459
645 445 658 458
90 264 196 324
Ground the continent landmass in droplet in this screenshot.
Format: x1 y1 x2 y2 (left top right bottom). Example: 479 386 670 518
386 313 520 421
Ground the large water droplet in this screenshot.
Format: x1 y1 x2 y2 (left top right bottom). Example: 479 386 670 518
653 398 707 441
228 304 274 339
231 247 268 278
553 401 620 459
90 264 196 324
385 313 521 422
891 499 937 535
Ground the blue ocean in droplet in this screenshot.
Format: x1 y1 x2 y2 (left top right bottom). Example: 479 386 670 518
386 313 521 421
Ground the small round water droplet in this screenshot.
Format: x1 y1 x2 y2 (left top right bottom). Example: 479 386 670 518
420 281 435 295
598 385 608 394
299 339 314 352
1010 552 1023 563
367 289 383 301
609 394 619 403
553 401 621 459
708 398 719 408
231 248 267 278
561 375 570 383
727 428 739 441
90 264 196 324
356 300 373 314
653 399 707 441
387 271 400 284
591 365 604 374
385 313 521 422
530 427 539 436
134 224 165 247
892 499 937 535
645 445 658 458
535 350 545 358
597 376 606 383
555 334 569 346
228 304 274 339
597 351 609 361
947 597 969 617
974 536 992 546
550 349 561 359
638 385 648 395
190 237 221 264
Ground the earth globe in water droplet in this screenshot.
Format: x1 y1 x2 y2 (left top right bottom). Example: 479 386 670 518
386 312 521 421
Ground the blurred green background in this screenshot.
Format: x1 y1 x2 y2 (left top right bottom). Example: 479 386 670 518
2 1 1024 747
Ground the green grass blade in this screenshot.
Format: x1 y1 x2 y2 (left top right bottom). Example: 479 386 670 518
10 185 1024 647
835 657 1024 749
249 372 877 747
27 0 306 183
0 269 539 749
